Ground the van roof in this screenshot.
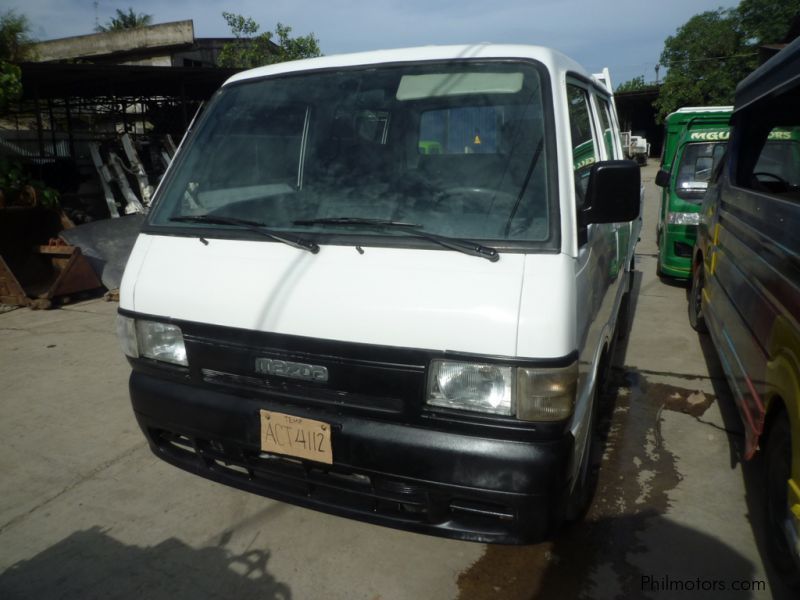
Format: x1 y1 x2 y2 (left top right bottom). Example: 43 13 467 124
224 43 603 92
735 35 800 112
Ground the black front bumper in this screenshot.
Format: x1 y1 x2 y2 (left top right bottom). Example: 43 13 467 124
130 370 573 544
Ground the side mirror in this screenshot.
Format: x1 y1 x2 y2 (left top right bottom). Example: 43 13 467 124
582 160 641 225
654 168 670 188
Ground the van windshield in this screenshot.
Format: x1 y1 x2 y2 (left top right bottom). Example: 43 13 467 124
148 61 555 246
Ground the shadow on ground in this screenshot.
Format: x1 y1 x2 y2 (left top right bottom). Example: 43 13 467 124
0 526 291 600
696 332 797 599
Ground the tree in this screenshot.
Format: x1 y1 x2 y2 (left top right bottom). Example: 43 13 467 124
739 0 800 45
0 62 21 113
217 12 321 69
95 8 153 33
616 76 649 93
0 10 34 114
653 9 756 121
0 9 33 62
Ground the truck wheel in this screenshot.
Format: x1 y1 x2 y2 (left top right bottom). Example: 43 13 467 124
765 411 800 588
688 261 708 333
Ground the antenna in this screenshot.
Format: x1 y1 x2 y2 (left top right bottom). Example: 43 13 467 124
94 1 99 30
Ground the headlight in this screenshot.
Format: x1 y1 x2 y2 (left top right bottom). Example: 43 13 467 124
427 360 514 416
116 315 188 366
667 211 701 226
426 360 578 421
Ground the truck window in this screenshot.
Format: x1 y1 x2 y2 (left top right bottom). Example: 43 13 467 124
737 126 800 198
567 84 597 207
675 142 727 200
596 98 617 160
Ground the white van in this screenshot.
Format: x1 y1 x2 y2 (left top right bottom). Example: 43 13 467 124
117 45 640 543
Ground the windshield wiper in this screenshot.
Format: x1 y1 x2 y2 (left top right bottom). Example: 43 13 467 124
293 217 499 262
171 215 319 254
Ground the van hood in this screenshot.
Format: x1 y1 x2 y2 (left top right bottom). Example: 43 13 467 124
122 234 531 356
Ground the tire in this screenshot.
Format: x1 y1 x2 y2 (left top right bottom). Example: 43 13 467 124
688 260 708 333
765 411 800 588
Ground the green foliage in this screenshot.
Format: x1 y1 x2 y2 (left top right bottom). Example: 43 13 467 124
654 9 756 122
653 0 800 122
616 76 648 93
273 23 322 63
0 9 34 62
0 61 21 112
95 8 153 33
0 158 60 209
217 13 274 69
217 12 321 69
0 10 34 114
739 0 800 45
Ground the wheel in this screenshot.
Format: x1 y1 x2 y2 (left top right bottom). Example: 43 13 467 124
765 411 800 588
688 260 708 333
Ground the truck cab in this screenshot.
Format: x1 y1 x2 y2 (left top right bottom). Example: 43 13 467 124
655 107 731 280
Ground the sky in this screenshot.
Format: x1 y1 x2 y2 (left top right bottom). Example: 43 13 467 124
8 0 743 86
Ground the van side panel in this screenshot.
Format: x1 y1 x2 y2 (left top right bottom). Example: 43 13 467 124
570 222 624 454
703 182 800 457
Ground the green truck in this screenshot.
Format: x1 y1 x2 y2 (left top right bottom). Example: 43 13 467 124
654 107 732 279
655 107 800 280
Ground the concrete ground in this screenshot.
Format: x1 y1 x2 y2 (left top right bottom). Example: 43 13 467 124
0 164 791 599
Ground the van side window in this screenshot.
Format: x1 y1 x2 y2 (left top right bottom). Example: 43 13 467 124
596 98 617 160
567 84 597 207
736 125 800 199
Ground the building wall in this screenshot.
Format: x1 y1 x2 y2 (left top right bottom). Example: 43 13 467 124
31 21 194 63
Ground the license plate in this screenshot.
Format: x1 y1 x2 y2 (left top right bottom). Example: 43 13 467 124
259 410 333 464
